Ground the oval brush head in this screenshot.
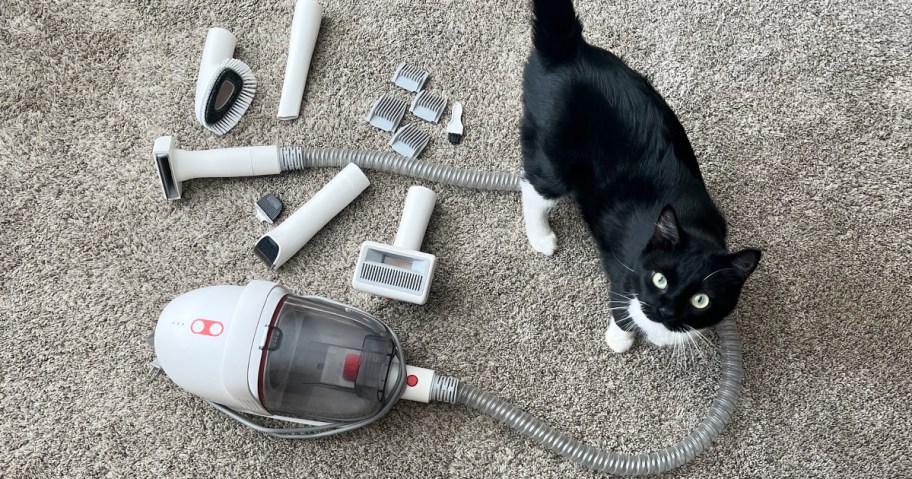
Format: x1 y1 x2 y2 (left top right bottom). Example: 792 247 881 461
195 58 257 136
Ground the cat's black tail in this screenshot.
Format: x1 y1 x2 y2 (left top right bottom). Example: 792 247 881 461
531 0 584 63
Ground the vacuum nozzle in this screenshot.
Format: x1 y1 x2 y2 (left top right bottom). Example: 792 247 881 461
152 135 281 200
352 186 437 304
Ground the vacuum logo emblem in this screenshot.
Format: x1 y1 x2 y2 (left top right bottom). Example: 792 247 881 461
191 319 224 337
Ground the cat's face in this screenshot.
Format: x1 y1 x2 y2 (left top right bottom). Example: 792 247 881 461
627 207 760 339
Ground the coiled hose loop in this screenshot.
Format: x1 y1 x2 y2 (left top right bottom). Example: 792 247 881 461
280 146 522 192
432 318 742 476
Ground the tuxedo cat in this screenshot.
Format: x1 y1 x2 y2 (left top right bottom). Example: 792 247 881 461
520 0 761 352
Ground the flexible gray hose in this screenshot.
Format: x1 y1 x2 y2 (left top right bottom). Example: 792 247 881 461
275 146 743 474
431 318 743 476
279 146 522 192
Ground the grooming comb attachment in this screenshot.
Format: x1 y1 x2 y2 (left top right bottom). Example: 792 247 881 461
366 94 408 132
391 63 429 92
195 28 257 136
410 91 448 123
389 124 430 160
353 186 437 304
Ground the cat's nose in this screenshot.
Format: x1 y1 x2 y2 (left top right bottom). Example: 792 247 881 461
659 306 674 318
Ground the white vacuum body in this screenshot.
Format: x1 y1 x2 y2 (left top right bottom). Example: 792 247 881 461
153 281 403 422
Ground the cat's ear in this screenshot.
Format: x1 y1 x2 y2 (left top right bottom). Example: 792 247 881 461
649 206 681 249
729 249 762 278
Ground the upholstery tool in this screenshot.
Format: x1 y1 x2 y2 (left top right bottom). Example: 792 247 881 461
353 186 437 304
151 134 520 203
151 280 744 475
254 194 284 224
366 94 408 132
278 0 323 120
446 101 464 144
253 163 369 270
409 90 448 123
391 63 429 92
389 124 430 160
195 27 257 136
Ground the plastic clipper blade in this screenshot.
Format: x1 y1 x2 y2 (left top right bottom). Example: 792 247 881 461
410 91 448 124
389 124 430 160
391 63 429 93
366 94 408 132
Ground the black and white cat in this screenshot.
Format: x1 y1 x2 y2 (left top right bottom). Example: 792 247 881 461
520 0 761 352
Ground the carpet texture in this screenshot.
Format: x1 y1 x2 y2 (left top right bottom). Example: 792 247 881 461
2 0 911 477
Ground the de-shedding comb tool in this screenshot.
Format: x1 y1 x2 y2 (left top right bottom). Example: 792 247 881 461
195 27 257 136
391 63 429 92
410 90 448 124
353 186 437 304
389 124 430 160
366 94 408 132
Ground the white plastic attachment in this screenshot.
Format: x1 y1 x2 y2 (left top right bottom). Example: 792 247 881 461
152 136 281 200
352 186 437 304
394 186 436 251
254 163 370 269
386 363 435 403
195 27 237 115
278 0 323 120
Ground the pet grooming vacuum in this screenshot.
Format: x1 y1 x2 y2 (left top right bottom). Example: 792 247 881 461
254 163 369 270
195 27 257 135
151 281 744 475
277 0 323 120
353 186 437 304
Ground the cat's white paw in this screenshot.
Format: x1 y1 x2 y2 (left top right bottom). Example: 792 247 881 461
528 230 558 256
605 320 635 353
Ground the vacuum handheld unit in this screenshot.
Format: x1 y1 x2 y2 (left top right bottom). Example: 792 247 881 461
152 281 744 475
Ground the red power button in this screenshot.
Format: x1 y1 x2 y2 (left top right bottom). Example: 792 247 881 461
406 375 419 387
191 319 224 337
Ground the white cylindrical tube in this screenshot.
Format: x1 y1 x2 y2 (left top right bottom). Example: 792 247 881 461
393 186 436 251
255 163 370 269
196 28 238 110
173 146 281 182
277 0 323 120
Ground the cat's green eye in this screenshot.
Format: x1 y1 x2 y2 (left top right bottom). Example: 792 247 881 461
690 293 710 309
651 272 668 289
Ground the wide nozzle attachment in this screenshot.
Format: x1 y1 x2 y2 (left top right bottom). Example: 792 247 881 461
151 135 282 200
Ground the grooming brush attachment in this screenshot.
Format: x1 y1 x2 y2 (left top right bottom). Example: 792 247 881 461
353 186 437 304
391 63 429 93
389 124 430 160
446 101 464 144
366 94 408 132
254 194 284 224
195 28 257 136
410 91 448 124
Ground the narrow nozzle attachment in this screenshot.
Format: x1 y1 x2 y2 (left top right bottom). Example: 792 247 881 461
277 0 323 120
254 163 370 269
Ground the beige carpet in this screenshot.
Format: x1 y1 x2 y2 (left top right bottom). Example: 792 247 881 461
2 0 911 477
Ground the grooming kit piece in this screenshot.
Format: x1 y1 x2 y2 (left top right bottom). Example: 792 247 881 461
391 63 429 92
254 194 284 224
410 90 448 123
389 124 430 160
195 27 257 135
253 163 369 270
366 94 408 132
277 0 323 120
353 186 437 304
446 101 464 144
